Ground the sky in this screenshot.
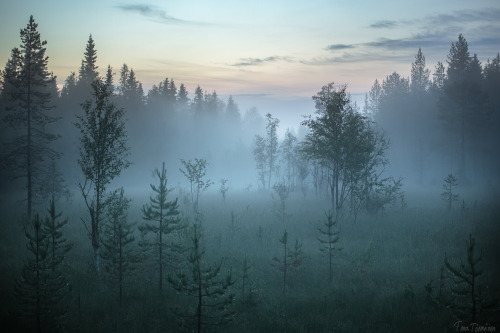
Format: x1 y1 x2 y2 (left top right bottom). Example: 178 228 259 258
1 0 500 132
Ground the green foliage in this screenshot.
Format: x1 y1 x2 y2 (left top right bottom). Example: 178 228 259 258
179 158 213 217
15 214 69 332
441 173 459 212
139 162 182 291
168 224 235 333
1 15 59 219
317 211 342 282
429 234 498 322
271 230 303 293
101 188 136 303
219 178 229 202
44 197 72 271
301 83 389 215
273 182 290 223
75 78 130 273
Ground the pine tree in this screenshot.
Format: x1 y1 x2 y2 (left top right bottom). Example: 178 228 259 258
410 48 430 96
101 187 136 303
43 196 72 271
271 230 303 293
317 211 341 282
78 34 98 86
15 214 68 332
437 235 498 322
168 224 235 333
225 95 240 123
105 65 115 95
177 83 189 110
75 78 130 273
192 85 204 114
139 162 182 291
432 61 446 91
441 173 459 213
1 16 60 219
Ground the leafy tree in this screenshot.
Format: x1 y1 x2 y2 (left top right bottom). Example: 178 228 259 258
441 173 459 212
273 182 290 223
367 78 382 116
180 158 213 217
301 83 389 215
280 128 297 189
101 187 136 303
168 224 235 333
317 211 341 282
264 113 280 190
139 162 182 291
219 178 229 202
75 78 130 273
1 15 59 219
253 135 267 190
15 214 68 332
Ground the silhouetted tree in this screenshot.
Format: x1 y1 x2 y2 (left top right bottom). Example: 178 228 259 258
253 135 267 190
301 83 389 215
15 214 68 332
265 113 280 190
317 211 341 282
271 230 303 293
75 78 130 273
1 15 59 219
168 224 235 333
101 187 136 303
410 48 430 96
180 158 213 217
439 34 489 181
44 196 72 271
280 129 297 190
139 162 182 291
441 173 459 213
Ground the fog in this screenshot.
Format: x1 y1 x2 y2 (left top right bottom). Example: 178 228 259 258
1 19 500 333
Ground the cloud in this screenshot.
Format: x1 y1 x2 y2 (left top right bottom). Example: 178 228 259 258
326 44 356 51
370 20 398 29
232 56 293 67
116 4 202 25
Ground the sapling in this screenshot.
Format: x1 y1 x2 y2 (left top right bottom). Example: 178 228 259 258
219 178 229 202
317 211 342 282
441 173 459 212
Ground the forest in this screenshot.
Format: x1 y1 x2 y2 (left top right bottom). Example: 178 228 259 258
0 15 499 333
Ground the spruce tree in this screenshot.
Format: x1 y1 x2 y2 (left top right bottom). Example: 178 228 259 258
1 16 59 219
317 211 341 282
15 214 68 332
139 162 182 291
168 224 235 333
101 187 136 303
43 196 72 271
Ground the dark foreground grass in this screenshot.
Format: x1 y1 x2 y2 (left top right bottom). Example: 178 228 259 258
1 188 499 332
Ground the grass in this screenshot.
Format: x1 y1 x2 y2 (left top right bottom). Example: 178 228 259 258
1 186 499 332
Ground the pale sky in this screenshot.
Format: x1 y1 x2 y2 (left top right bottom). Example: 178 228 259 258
1 0 499 131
